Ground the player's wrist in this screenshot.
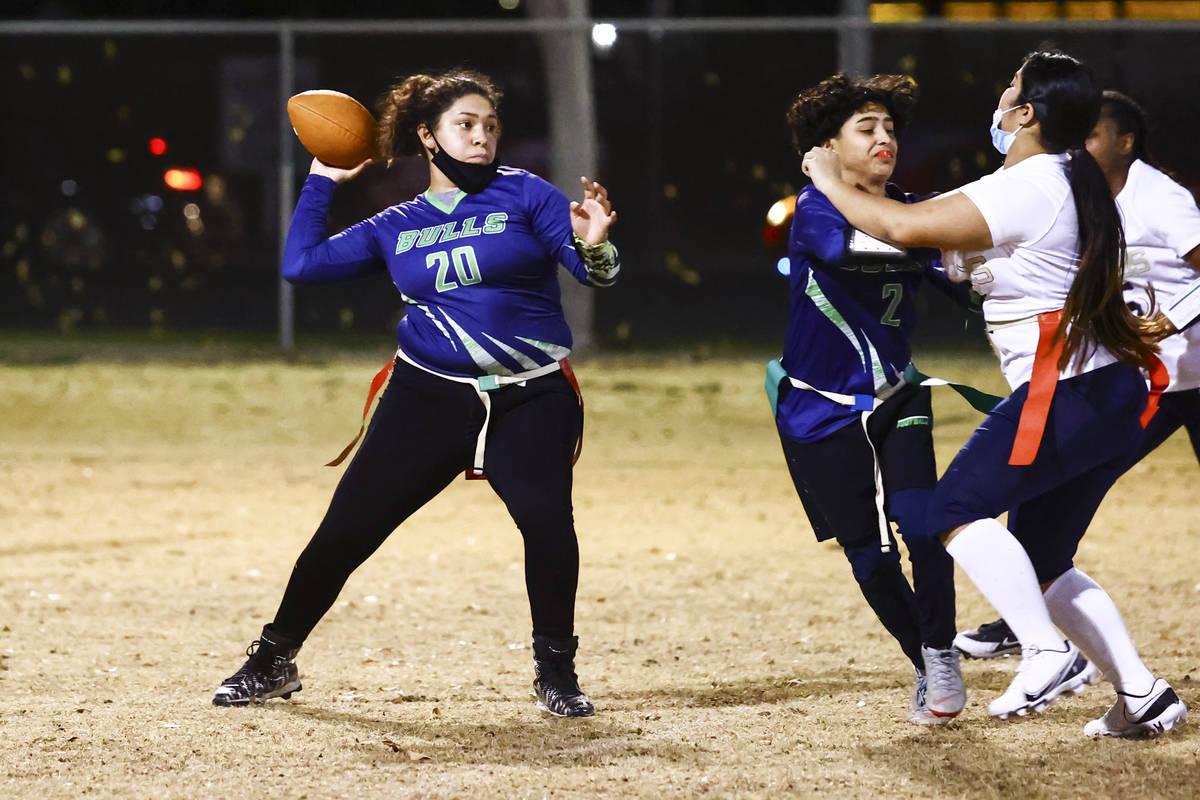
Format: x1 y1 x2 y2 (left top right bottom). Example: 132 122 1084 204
573 235 619 281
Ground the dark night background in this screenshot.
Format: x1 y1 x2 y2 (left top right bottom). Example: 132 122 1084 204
4 2 1199 350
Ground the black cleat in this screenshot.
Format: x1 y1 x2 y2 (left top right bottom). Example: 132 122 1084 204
953 618 1020 659
213 627 303 707
532 635 595 718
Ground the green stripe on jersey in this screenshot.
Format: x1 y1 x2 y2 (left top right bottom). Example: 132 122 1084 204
439 308 513 375
803 273 886 390
516 336 571 361
482 332 541 371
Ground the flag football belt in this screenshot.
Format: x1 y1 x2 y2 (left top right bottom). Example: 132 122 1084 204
327 347 583 480
764 359 1002 418
764 358 1002 556
990 310 1168 466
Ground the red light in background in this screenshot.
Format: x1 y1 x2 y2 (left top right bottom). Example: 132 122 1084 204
762 195 796 257
149 137 168 156
163 168 202 191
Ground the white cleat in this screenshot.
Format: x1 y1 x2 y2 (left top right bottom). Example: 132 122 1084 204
988 642 1098 720
1084 679 1188 739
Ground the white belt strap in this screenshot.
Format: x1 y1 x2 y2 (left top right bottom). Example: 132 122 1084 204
857 408 891 554
785 372 907 412
395 348 563 478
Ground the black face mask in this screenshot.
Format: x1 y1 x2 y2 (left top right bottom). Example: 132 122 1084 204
429 134 499 194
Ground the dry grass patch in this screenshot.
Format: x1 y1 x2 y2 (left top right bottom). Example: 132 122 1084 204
1 353 1197 799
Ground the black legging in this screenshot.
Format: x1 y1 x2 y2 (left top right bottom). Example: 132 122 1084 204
271 359 583 642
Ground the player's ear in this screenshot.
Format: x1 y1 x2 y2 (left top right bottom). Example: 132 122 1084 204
416 122 437 153
1118 132 1135 157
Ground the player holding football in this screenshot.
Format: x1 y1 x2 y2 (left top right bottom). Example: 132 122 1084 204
769 73 968 725
212 69 618 717
803 51 1187 738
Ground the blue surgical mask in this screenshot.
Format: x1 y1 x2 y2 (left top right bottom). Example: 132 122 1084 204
989 105 1024 155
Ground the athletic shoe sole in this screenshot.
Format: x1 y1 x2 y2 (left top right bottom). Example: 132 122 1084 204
953 634 1020 660
212 679 302 707
910 708 956 726
955 642 1021 660
1085 684 1188 739
535 698 595 718
992 657 1098 720
1086 700 1188 739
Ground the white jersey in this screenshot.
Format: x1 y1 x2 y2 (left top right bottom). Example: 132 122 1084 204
1116 159 1200 391
952 152 1119 389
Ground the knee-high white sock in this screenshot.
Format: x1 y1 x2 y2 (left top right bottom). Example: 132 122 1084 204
1044 567 1155 696
944 519 1063 651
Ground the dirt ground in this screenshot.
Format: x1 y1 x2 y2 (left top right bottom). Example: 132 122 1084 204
1 350 1197 799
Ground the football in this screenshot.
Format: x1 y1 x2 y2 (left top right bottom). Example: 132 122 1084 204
286 89 377 169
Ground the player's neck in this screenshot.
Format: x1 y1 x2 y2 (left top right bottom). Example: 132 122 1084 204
1105 163 1131 197
1000 133 1047 169
427 164 459 194
842 169 888 196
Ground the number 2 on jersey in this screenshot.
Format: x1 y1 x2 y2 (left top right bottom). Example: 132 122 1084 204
429 246 482 292
881 283 903 327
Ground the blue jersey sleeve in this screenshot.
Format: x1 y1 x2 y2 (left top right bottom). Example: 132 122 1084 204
792 189 850 267
282 175 385 283
522 175 602 287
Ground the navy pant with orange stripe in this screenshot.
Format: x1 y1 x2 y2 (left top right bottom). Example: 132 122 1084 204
270 359 584 642
1128 387 1200 466
927 362 1148 583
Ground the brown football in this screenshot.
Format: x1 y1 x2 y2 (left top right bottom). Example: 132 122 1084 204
286 90 377 169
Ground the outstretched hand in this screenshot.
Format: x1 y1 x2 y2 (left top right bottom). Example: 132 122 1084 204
570 176 617 245
309 156 373 184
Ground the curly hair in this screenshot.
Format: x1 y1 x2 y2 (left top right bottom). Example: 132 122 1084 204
785 73 918 155
376 69 503 163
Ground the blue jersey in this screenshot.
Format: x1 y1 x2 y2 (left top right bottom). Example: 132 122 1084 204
283 167 615 377
776 184 954 443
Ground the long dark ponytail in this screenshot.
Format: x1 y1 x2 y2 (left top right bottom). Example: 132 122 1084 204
1019 51 1157 369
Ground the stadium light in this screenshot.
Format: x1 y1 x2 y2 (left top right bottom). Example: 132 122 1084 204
591 23 617 49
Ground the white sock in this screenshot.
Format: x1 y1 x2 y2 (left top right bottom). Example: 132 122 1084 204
944 519 1063 651
1044 567 1155 696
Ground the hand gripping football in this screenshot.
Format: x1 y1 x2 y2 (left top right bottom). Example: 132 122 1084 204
286 90 377 169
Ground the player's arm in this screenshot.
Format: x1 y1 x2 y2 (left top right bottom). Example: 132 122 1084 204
282 159 384 284
570 177 620 286
1154 246 1200 336
915 249 981 311
802 146 993 251
528 175 620 287
792 191 853 267
1146 179 1200 337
